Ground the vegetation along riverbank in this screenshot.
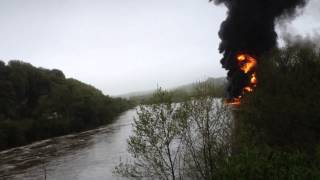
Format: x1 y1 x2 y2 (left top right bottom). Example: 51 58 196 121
0 60 134 151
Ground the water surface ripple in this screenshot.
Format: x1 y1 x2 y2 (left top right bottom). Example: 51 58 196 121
0 109 135 180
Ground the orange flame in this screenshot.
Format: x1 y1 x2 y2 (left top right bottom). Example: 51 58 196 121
244 86 253 92
251 73 257 85
227 96 241 105
237 54 256 73
228 53 257 105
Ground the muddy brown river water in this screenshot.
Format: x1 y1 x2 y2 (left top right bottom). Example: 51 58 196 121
0 109 135 180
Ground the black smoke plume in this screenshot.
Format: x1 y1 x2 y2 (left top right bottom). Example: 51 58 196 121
211 0 309 98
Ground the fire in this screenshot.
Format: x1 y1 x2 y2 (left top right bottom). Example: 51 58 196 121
228 53 257 105
227 96 241 105
237 54 257 73
251 73 257 85
244 86 253 92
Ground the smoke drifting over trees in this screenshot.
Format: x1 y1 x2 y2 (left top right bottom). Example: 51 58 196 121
211 0 309 98
282 32 320 50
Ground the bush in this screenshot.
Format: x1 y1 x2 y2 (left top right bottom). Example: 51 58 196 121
235 42 320 153
114 89 185 179
114 86 233 180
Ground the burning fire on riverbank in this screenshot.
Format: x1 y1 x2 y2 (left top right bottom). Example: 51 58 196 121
226 54 257 105
212 0 307 106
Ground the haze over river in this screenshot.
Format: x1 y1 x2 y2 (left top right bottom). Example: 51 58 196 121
0 109 136 180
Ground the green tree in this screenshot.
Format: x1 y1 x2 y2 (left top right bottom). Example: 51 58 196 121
114 86 233 180
179 84 232 180
115 89 185 180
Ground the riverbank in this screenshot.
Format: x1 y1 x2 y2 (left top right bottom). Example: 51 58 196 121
0 109 135 180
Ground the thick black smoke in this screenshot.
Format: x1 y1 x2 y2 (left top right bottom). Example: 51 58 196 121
212 0 308 98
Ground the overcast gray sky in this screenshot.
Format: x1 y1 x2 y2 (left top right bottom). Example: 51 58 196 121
1 0 319 95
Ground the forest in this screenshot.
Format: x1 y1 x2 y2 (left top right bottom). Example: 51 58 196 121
0 60 134 150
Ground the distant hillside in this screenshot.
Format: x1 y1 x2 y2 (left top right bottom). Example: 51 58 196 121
117 89 155 100
0 60 133 150
171 77 227 93
120 77 227 103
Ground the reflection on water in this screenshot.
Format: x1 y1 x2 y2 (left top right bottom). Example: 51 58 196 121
0 109 136 180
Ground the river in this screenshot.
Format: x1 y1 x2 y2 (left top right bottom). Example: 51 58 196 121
0 109 136 180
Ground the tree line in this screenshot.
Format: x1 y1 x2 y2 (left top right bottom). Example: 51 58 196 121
0 60 134 150
129 78 226 105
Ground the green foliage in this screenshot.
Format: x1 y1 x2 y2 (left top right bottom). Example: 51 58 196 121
217 147 320 180
235 43 320 153
179 93 232 180
115 89 184 179
0 60 134 150
115 87 234 180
